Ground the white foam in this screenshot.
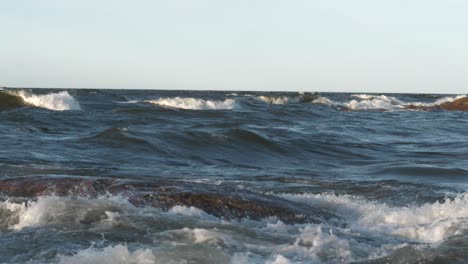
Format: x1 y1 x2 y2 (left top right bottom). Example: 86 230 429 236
344 95 404 110
256 96 292 105
3 196 136 231
58 244 155 264
0 195 404 263
278 192 468 243
145 97 235 110
168 205 208 218
16 90 81 111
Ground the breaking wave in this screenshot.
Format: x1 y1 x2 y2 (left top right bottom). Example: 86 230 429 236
278 192 468 243
257 95 291 105
144 97 236 110
255 93 319 105
312 94 467 111
0 90 81 111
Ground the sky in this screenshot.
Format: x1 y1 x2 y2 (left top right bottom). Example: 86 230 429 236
0 1 467 93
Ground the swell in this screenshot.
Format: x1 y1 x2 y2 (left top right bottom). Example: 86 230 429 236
83 127 156 151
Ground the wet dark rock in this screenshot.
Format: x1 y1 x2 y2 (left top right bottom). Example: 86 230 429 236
0 176 338 224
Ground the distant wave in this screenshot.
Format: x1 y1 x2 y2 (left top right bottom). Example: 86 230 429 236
256 92 319 105
144 97 236 110
0 90 80 111
256 95 291 104
312 94 467 111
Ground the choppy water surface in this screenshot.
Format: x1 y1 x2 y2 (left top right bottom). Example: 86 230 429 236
0 88 467 264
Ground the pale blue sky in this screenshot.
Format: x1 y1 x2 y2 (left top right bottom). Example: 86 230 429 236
1 1 467 93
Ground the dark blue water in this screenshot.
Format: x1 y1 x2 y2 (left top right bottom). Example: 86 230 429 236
0 88 467 263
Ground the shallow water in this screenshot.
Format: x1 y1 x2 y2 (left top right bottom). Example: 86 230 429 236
0 88 467 263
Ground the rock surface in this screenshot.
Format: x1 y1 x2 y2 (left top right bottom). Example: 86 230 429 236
438 97 468 111
0 176 337 223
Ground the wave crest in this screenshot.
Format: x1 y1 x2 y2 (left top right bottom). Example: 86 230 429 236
0 90 81 111
17 90 81 111
145 97 235 110
312 94 468 111
257 95 291 105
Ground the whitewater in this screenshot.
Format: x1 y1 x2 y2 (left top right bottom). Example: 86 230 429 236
0 88 467 263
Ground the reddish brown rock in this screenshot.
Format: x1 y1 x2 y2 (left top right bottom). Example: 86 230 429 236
405 97 468 111
0 176 337 224
438 97 468 111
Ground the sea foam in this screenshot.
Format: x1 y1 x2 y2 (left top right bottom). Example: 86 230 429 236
58 244 155 264
278 192 468 243
145 97 235 110
16 90 81 111
256 95 292 105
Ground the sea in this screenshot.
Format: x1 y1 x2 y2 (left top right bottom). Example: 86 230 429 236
0 88 467 264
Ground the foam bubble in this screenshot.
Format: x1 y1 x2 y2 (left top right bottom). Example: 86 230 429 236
16 90 81 111
145 97 235 110
58 244 155 264
278 192 468 243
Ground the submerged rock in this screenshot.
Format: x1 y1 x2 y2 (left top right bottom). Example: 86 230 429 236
0 176 337 224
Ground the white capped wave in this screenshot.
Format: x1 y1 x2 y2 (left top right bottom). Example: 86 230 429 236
313 94 468 111
278 192 468 243
256 95 292 105
344 95 404 110
58 244 155 264
145 97 235 110
16 90 81 111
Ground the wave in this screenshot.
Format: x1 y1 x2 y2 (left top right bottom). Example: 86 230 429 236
0 90 80 111
256 93 319 105
257 95 291 105
0 90 25 110
144 97 236 110
86 127 151 147
278 192 468 243
311 94 467 111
